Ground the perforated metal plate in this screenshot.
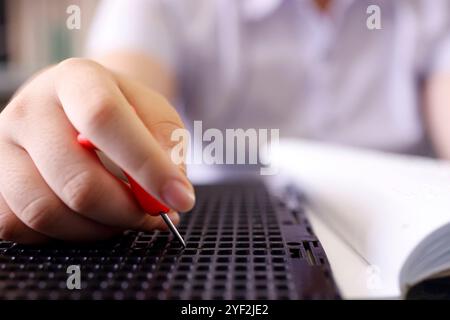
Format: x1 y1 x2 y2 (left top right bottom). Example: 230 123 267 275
0 180 339 300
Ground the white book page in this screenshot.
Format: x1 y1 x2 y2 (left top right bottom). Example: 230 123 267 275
305 208 398 298
270 139 450 296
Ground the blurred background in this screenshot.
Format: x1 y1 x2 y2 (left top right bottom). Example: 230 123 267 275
0 0 99 108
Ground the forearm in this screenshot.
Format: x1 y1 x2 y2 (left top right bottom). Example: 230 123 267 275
424 73 450 159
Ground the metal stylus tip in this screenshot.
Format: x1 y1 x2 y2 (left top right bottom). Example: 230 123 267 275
160 213 186 248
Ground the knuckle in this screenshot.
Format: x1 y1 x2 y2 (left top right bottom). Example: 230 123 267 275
19 195 59 231
1 94 29 124
62 170 99 213
57 57 99 73
82 93 117 133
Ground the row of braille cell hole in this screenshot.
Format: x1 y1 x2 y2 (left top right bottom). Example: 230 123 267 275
164 268 291 281
183 221 279 230
0 268 294 299
1 253 165 265
1 270 288 289
158 255 287 266
185 225 279 232
197 224 277 230
164 248 286 256
183 214 278 222
171 267 289 280
0 258 291 278
75 265 291 289
2 239 286 258
159 233 284 244
149 271 293 292
171 286 296 300
2 289 295 301
101 244 286 257
159 250 284 263
0 254 289 273
172 229 282 236
109 272 293 300
0 278 296 300
150 237 285 250
169 255 287 264
155 264 289 280
212 216 278 222
0 266 292 289
195 209 275 216
191 206 276 215
193 210 277 217
208 222 279 229
1 248 284 264
136 234 284 246
182 236 283 242
0 268 291 294
178 225 282 232
0 218 284 262
188 207 276 216
165 280 296 297
173 224 280 230
167 279 294 298
0 263 156 276
0 269 285 283
176 228 282 235
168 239 285 250
155 276 293 299
182 242 284 250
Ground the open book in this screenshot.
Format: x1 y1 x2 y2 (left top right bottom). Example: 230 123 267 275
270 139 450 299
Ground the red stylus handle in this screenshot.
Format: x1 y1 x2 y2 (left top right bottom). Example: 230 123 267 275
77 134 169 216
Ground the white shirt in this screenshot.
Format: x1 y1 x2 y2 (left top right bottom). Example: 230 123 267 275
87 0 450 155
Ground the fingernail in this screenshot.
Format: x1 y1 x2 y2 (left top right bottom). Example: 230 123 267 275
161 180 195 212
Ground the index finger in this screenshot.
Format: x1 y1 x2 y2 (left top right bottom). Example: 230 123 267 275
54 59 195 213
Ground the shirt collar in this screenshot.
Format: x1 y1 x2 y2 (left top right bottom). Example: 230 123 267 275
242 0 356 21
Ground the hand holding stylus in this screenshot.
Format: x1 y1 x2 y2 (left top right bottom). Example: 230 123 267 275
0 58 195 243
77 134 186 247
